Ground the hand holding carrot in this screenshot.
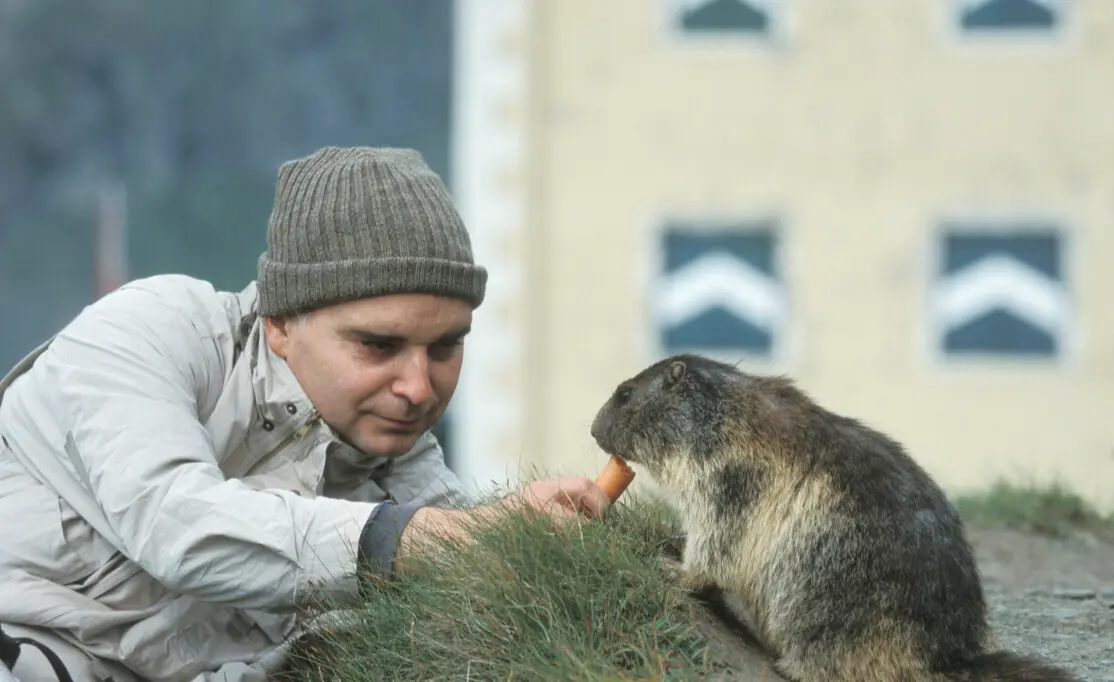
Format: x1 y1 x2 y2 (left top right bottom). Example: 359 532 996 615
497 456 636 527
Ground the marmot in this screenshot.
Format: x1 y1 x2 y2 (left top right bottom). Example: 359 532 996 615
590 353 1081 682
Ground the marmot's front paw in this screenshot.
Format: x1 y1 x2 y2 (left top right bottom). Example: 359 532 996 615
660 556 713 594
659 532 686 561
661 555 685 582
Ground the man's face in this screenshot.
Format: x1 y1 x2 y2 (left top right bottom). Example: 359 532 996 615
263 293 472 457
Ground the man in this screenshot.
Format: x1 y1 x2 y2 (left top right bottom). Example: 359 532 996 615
0 147 610 682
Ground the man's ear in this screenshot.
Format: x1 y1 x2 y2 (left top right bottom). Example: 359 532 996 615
263 316 291 359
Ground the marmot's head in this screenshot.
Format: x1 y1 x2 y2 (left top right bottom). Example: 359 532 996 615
590 354 809 479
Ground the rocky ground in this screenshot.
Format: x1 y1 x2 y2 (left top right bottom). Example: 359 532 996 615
693 522 1114 681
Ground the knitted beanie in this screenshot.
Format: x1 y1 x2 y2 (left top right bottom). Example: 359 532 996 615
256 146 487 317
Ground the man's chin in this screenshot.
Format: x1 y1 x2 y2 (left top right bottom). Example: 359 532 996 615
356 431 423 457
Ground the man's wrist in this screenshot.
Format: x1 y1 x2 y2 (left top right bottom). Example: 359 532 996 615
357 496 523 582
357 501 423 578
395 499 520 567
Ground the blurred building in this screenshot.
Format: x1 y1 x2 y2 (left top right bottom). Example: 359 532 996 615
450 0 1114 513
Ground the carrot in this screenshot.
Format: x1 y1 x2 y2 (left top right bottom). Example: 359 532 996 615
595 454 636 503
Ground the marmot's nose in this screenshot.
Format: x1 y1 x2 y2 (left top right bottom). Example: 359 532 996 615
590 412 609 444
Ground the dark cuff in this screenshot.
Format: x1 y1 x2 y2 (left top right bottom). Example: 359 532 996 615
357 501 423 578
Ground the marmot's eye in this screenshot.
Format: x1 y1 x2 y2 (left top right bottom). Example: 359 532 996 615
614 387 632 406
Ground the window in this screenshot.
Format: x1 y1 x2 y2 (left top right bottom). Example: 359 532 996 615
655 218 785 357
930 223 1070 359
957 0 1065 33
669 0 776 35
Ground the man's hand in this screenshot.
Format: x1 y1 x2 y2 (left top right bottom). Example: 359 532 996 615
508 476 612 522
390 477 611 574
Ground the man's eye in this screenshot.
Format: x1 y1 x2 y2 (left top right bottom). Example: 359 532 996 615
430 339 463 359
363 339 396 351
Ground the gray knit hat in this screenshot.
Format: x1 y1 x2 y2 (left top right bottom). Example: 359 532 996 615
257 146 487 317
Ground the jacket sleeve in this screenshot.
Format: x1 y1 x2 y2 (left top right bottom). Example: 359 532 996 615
38 276 382 611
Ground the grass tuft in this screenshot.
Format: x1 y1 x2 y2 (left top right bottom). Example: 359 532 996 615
953 478 1113 537
285 493 717 682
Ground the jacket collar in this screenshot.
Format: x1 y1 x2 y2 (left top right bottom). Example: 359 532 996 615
239 285 392 477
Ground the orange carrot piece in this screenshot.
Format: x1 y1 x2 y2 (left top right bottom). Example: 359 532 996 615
595 454 636 503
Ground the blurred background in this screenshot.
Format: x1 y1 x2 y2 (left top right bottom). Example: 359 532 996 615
1 0 1111 513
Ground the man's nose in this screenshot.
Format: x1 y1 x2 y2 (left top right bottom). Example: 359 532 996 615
393 352 433 406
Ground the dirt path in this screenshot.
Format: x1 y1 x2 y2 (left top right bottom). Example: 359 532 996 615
970 523 1114 681
694 522 1114 681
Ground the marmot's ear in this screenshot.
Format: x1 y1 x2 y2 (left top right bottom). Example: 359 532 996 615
666 360 687 386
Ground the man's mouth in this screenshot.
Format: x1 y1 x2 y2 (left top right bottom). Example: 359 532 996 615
376 414 422 429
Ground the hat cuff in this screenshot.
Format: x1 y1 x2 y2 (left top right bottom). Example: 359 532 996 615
256 254 488 317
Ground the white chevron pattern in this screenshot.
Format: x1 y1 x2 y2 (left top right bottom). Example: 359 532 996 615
657 251 785 332
931 254 1069 335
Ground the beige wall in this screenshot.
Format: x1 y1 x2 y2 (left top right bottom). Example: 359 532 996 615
507 0 1114 513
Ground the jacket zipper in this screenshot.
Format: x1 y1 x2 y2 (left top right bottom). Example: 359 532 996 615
262 409 322 460
291 410 322 442
256 411 399 503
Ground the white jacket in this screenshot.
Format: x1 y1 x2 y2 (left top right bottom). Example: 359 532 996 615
0 275 469 682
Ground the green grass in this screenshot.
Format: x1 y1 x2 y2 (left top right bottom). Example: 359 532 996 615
952 478 1114 537
281 478 1110 681
285 493 721 682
